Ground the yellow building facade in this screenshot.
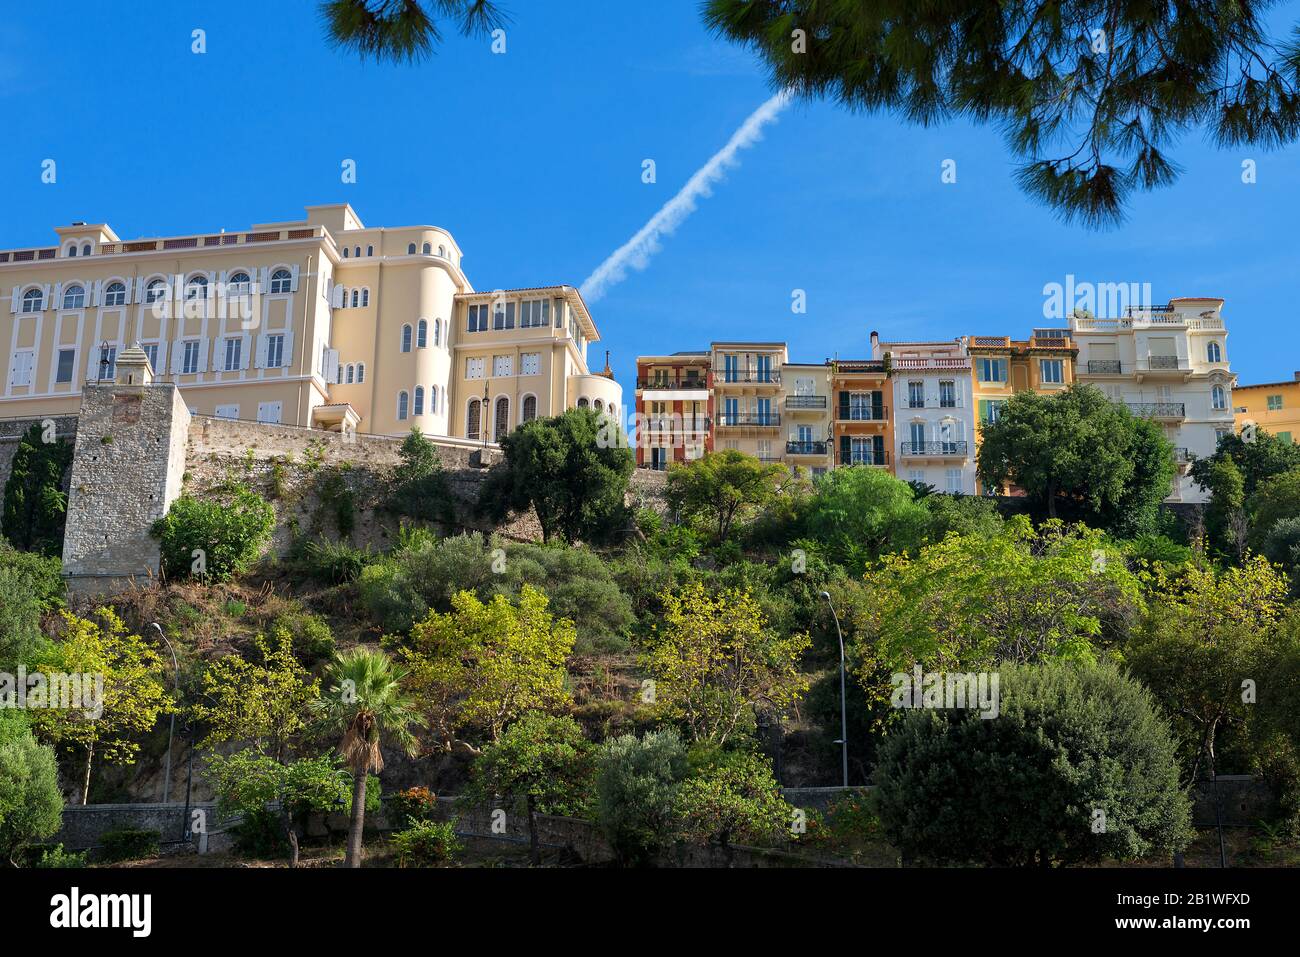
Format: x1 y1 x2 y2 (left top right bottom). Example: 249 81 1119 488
1234 375 1300 445
0 204 619 439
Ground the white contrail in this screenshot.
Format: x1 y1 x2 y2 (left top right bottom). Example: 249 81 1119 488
581 90 793 303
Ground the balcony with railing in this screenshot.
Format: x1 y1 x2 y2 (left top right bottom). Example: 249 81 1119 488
1086 359 1123 374
786 440 829 456
890 356 971 371
901 441 969 457
1137 355 1187 373
836 405 889 422
641 415 710 433
1127 402 1185 418
1174 447 1192 463
785 394 827 409
713 369 782 385
716 412 781 428
637 374 709 391
838 450 890 466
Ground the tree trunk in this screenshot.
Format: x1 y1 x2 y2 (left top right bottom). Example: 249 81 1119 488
81 743 94 805
1046 480 1058 519
284 807 299 868
344 769 368 868
527 794 540 866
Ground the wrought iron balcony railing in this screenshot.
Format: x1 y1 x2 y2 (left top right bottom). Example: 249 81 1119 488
786 440 828 456
837 406 889 421
1126 402 1185 418
716 413 781 427
1087 359 1122 374
837 450 890 466
785 395 827 409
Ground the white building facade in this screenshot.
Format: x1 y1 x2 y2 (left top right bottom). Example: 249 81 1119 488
1070 297 1234 503
873 333 977 495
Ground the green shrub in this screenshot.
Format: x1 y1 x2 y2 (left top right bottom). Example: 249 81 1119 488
387 786 438 831
293 537 375 585
1 423 74 557
97 827 161 863
152 484 275 581
595 729 688 866
34 843 87 868
0 711 64 863
270 609 337 665
316 469 357 538
389 428 455 524
0 543 63 670
391 820 462 867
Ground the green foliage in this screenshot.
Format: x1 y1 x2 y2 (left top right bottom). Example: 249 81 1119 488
1249 467 1300 550
920 493 1005 543
0 710 63 865
291 536 376 585
391 820 462 867
674 749 793 848
321 0 506 63
0 542 63 671
1261 518 1300 594
478 408 633 544
464 712 593 819
315 469 356 538
703 0 1300 227
802 467 927 569
851 516 1141 679
1 423 73 557
398 586 573 747
1192 429 1300 498
208 751 350 819
386 786 438 831
1202 456 1248 562
874 661 1192 866
269 609 337 667
665 449 793 544
595 729 689 866
152 484 275 581
1122 533 1196 570
33 844 87 869
388 428 455 524
97 827 160 864
977 385 1174 534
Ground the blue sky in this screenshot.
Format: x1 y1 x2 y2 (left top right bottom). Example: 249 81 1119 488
3 0 1299 393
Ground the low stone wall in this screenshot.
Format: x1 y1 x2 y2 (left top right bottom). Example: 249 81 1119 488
1192 775 1276 827
55 801 224 851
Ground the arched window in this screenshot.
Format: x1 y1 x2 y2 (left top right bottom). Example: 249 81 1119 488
345 364 355 385
1212 385 1228 410
228 272 251 294
351 289 360 308
62 284 86 309
437 245 446 258
414 386 425 416
270 269 292 294
407 243 417 255
360 289 369 307
593 398 604 413
397 391 409 420
422 242 432 255
467 399 482 441
81 244 91 257
342 247 349 258
494 396 510 442
430 385 439 414
417 319 428 348
522 395 537 423
577 397 589 408
1207 341 1222 363
356 363 365 384
146 279 166 303
401 324 412 353
67 244 77 257
609 403 617 418
366 245 373 257
432 319 441 347
21 288 44 313
185 275 208 300
104 281 127 306
354 246 361 259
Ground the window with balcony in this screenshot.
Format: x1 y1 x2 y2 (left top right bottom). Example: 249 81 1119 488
723 354 738 383
976 357 1007 382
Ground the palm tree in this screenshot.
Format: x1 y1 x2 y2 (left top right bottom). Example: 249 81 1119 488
313 648 423 868
320 0 507 63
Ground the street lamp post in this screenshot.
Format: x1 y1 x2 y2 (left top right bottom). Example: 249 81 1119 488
482 378 490 448
820 591 849 788
149 623 179 804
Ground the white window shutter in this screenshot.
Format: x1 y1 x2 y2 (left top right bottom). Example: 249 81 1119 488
290 264 300 291
9 287 18 313
52 282 63 310
255 335 267 369
331 285 344 309
257 267 269 292
134 277 145 303
152 342 167 374
41 284 51 310
171 341 185 374
121 278 133 305
324 348 339 384
281 330 294 368
91 280 102 306
197 338 209 373
240 334 252 370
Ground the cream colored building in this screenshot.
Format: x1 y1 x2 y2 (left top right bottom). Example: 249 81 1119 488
0 204 619 440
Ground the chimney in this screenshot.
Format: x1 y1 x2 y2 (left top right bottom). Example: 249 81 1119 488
870 330 880 358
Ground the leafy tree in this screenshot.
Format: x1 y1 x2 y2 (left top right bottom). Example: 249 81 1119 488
0 710 63 867
1126 557 1290 783
1192 429 1300 497
478 408 633 544
1261 517 1300 594
919 492 1004 544
802 466 927 569
388 427 455 524
594 729 689 867
1248 467 1300 550
463 712 593 864
396 585 574 750
0 543 63 672
875 660 1192 866
321 0 506 62
30 609 170 805
643 582 810 746
704 0 1300 227
207 751 350 866
665 449 793 544
1 423 73 556
312 647 423 868
152 484 275 581
1202 456 1248 562
674 749 793 850
977 384 1173 531
188 629 321 761
852 516 1140 680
